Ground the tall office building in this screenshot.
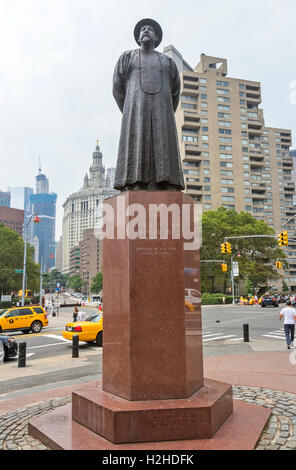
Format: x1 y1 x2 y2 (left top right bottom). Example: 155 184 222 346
163 47 295 289
9 186 34 240
0 191 11 208
62 141 118 273
30 168 57 270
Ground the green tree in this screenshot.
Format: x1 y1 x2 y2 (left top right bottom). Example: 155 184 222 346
90 272 103 293
43 269 69 291
282 280 290 293
0 223 40 294
201 208 286 294
68 274 85 292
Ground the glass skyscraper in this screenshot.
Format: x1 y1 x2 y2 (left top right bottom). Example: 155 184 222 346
30 170 57 270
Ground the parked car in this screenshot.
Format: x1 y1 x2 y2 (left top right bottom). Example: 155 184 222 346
0 306 48 334
0 335 18 360
62 312 103 347
261 296 279 308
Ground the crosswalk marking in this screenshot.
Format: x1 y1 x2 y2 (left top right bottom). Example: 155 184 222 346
203 335 236 342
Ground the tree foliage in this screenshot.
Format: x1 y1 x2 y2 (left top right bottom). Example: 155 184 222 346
42 269 69 290
0 223 40 294
67 274 85 292
90 272 103 294
201 208 286 294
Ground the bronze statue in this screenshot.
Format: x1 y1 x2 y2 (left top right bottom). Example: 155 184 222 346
113 18 185 191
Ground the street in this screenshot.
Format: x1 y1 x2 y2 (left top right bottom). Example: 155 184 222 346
0 303 291 400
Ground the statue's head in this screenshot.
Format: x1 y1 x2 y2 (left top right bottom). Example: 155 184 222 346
134 18 163 48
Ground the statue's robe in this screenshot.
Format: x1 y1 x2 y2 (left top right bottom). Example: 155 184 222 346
113 49 185 190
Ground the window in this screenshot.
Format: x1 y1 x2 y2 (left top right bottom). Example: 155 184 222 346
204 177 211 182
217 96 230 103
200 86 207 92
203 152 209 157
202 127 208 132
218 104 230 111
201 102 208 108
217 80 229 87
202 143 209 148
240 100 246 105
220 162 233 168
182 95 198 102
217 88 230 95
220 170 233 176
219 128 232 134
200 78 207 84
239 84 245 89
204 194 211 200
220 145 232 151
202 135 209 141
182 135 197 142
222 196 235 202
203 160 210 166
221 179 234 184
201 119 208 124
218 112 231 119
181 103 197 110
239 92 245 97
201 94 207 100
221 187 234 193
204 186 211 191
219 137 232 143
218 120 231 127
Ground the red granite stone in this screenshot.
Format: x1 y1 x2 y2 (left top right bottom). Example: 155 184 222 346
28 399 271 450
72 379 233 443
102 191 203 401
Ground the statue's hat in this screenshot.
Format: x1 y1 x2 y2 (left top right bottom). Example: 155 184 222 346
134 18 163 48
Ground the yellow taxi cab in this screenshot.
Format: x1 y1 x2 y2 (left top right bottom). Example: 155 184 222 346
258 297 263 305
0 306 48 334
248 297 255 305
63 312 103 346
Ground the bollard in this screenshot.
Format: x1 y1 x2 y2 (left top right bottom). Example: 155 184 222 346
18 342 26 367
243 324 249 342
0 342 4 364
72 335 79 358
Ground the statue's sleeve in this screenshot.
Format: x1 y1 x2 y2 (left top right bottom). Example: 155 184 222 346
113 52 130 113
171 59 180 112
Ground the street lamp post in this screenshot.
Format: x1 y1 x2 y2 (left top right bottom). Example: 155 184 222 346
21 214 41 307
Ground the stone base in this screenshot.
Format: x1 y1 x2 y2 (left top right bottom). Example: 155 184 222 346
71 379 233 444
28 399 271 450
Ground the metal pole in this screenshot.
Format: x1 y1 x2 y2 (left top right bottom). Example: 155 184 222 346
39 258 43 306
72 335 79 358
231 256 235 304
18 342 26 367
21 223 28 307
243 324 250 342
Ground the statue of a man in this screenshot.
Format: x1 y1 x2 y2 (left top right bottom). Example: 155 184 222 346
113 18 185 192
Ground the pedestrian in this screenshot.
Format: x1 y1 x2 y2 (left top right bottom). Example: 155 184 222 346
254 295 258 305
279 300 296 349
41 296 45 308
73 306 78 322
222 296 226 305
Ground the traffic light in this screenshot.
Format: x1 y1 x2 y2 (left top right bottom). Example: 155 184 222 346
221 242 232 254
278 231 288 246
221 243 227 254
221 263 228 272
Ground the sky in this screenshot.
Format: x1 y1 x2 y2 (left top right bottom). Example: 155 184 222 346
0 0 295 239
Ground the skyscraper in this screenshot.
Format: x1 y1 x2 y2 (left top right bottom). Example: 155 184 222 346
0 191 11 208
30 168 57 270
62 141 118 273
9 186 34 240
163 47 295 290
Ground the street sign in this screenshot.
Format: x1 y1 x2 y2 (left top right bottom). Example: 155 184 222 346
232 262 239 277
1 295 12 302
15 269 23 273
